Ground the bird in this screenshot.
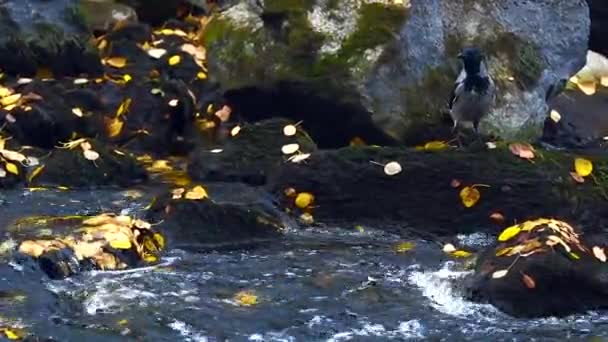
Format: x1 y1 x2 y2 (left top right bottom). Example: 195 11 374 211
448 47 496 135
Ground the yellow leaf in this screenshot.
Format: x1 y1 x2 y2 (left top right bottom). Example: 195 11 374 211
569 252 580 260
106 117 124 138
109 239 132 250
168 55 182 66
459 186 480 208
27 165 45 183
0 93 21 107
234 291 258 306
498 225 521 242
574 158 593 177
147 48 167 59
123 74 132 83
495 247 512 257
197 71 207 80
153 233 165 249
3 328 22 340
451 250 472 258
105 57 128 68
116 98 132 117
184 185 209 200
295 192 314 209
0 86 13 97
423 141 449 151
143 254 158 263
5 162 19 175
395 241 415 253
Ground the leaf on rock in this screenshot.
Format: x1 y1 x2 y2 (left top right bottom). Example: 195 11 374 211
492 269 509 279
5 162 18 175
593 246 607 262
147 48 167 59
281 143 300 155
295 192 314 209
383 161 402 176
521 273 536 289
184 185 208 200
283 125 297 136
570 172 585 183
0 93 21 107
168 55 182 66
460 186 480 208
509 143 535 159
105 57 128 68
106 117 124 138
498 225 521 242
574 158 593 177
109 239 132 250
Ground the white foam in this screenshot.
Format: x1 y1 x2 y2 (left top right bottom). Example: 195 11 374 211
168 320 209 342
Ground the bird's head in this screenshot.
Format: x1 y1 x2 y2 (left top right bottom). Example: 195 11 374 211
458 47 485 75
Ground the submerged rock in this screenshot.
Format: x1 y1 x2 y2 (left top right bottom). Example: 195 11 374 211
147 184 286 249
0 0 102 76
205 0 589 142
466 218 608 318
189 118 317 185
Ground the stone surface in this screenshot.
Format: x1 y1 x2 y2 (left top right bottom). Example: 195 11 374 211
466 218 608 317
0 0 102 76
205 0 589 142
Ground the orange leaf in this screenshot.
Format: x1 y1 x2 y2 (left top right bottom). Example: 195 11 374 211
450 179 461 188
570 172 585 184
459 186 480 208
509 143 535 160
489 212 505 224
521 273 536 289
105 57 127 68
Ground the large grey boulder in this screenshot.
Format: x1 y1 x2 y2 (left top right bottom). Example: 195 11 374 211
204 0 589 141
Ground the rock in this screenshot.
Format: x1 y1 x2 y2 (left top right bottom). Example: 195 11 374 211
189 118 317 185
205 0 589 142
543 51 608 148
267 146 608 235
466 218 608 317
9 214 165 279
30 139 147 188
0 0 102 77
146 184 286 249
589 0 608 57
79 0 138 32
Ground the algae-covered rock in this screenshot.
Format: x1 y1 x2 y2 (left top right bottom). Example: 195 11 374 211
466 218 608 317
189 118 317 185
206 0 589 142
0 0 102 76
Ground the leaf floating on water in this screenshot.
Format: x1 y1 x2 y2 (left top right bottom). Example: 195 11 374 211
423 141 449 151
498 225 521 242
489 212 505 224
288 153 311 164
574 158 593 177
593 246 607 262
569 252 580 260
394 241 415 253
281 143 300 155
485 142 497 149
215 105 231 122
5 162 18 175
451 250 473 258
184 185 208 200
295 192 314 209
83 149 100 161
72 107 84 117
383 161 402 176
197 71 207 80
521 273 536 289
549 110 561 123
570 172 585 184
230 125 241 137
234 290 258 307
283 125 297 136
442 243 456 253
460 186 480 208
168 99 179 107
0 93 21 107
577 81 596 95
492 269 509 279
495 247 512 257
106 117 124 138
3 327 24 340
27 165 45 183
73 78 89 85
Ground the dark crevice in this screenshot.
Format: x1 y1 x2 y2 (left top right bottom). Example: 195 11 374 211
223 82 399 149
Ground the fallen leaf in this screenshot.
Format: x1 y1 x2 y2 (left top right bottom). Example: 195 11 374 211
489 212 505 224
230 125 241 137
395 241 415 253
283 125 297 136
486 142 497 149
574 158 593 177
234 291 258 306
549 110 561 123
281 144 300 155
27 165 45 183
577 81 596 95
570 172 585 183
288 153 311 163
147 48 167 59
451 250 473 258
299 212 314 225
72 107 84 117
442 243 456 253
74 78 89 85
184 185 208 200
215 105 231 122
17 78 32 85
172 188 185 199
450 179 461 188
295 192 314 209
168 55 182 66
460 186 480 208
197 71 207 80
384 161 402 176
423 141 449 151
495 247 512 256
498 225 521 242
105 57 128 68
5 162 18 175
109 239 132 250
116 98 132 117
593 246 607 262
83 149 100 161
168 99 179 107
521 273 536 289
509 143 535 159
0 93 21 107
492 269 509 279
106 117 124 138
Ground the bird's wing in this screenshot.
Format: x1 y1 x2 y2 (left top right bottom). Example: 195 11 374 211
449 70 467 110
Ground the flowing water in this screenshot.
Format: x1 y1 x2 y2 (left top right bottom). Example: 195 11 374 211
2 189 608 341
